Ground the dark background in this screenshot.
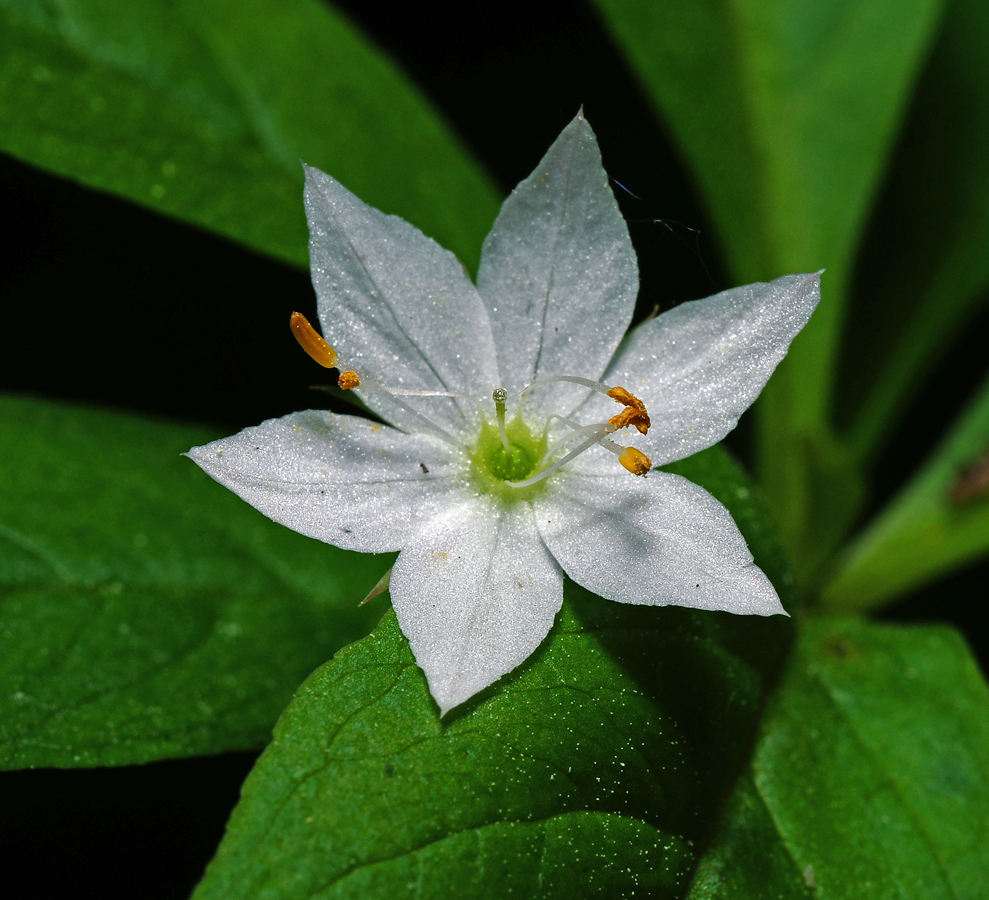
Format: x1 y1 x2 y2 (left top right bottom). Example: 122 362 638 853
2 2 987 897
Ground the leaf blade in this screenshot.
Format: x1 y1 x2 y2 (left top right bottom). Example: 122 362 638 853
689 617 989 899
0 0 498 270
0 395 386 769
591 0 944 415
191 600 788 899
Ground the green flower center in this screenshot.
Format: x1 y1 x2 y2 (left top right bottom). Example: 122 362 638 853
470 416 547 500
486 442 534 481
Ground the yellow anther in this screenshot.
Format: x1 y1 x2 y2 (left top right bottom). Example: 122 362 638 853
618 446 652 476
290 311 337 368
338 371 361 390
606 386 650 435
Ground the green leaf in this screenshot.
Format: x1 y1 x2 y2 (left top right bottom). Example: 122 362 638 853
0 395 386 769
688 617 989 899
592 0 944 417
0 0 498 271
840 0 989 462
191 602 792 899
822 371 989 612
190 447 796 899
590 0 944 573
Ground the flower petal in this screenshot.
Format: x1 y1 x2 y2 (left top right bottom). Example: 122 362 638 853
577 273 821 468
187 411 463 553
391 497 563 715
536 471 785 616
476 112 638 415
305 166 499 436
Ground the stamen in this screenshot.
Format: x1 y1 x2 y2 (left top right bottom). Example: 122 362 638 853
599 438 651 476
522 376 650 435
507 414 650 487
390 389 468 399
382 389 485 431
290 312 465 450
609 406 650 434
290 312 337 368
493 388 511 453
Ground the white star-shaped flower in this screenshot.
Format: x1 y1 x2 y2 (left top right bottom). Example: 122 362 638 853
188 113 819 715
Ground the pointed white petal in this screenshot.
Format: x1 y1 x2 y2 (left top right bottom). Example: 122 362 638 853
536 471 785 616
476 112 638 415
187 411 464 553
391 498 563 715
305 166 499 435
577 273 820 468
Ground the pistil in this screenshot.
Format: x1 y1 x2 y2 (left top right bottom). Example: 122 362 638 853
492 388 511 453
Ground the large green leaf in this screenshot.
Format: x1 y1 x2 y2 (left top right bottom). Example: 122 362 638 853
591 0 944 576
688 617 989 898
840 0 989 462
0 395 386 769
823 371 989 612
191 599 793 899
0 0 498 271
189 446 796 898
591 0 943 417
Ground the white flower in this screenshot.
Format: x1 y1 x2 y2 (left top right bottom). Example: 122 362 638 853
188 113 819 715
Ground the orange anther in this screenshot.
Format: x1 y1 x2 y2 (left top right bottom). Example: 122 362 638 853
618 447 652 476
609 407 650 434
338 371 361 390
290 311 337 368
606 386 650 434
607 386 638 406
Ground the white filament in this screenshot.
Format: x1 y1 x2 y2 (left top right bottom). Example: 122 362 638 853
539 415 614 467
521 375 613 397
356 379 463 449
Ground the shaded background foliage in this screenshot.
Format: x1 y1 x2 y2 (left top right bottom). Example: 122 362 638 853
1 1 987 898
